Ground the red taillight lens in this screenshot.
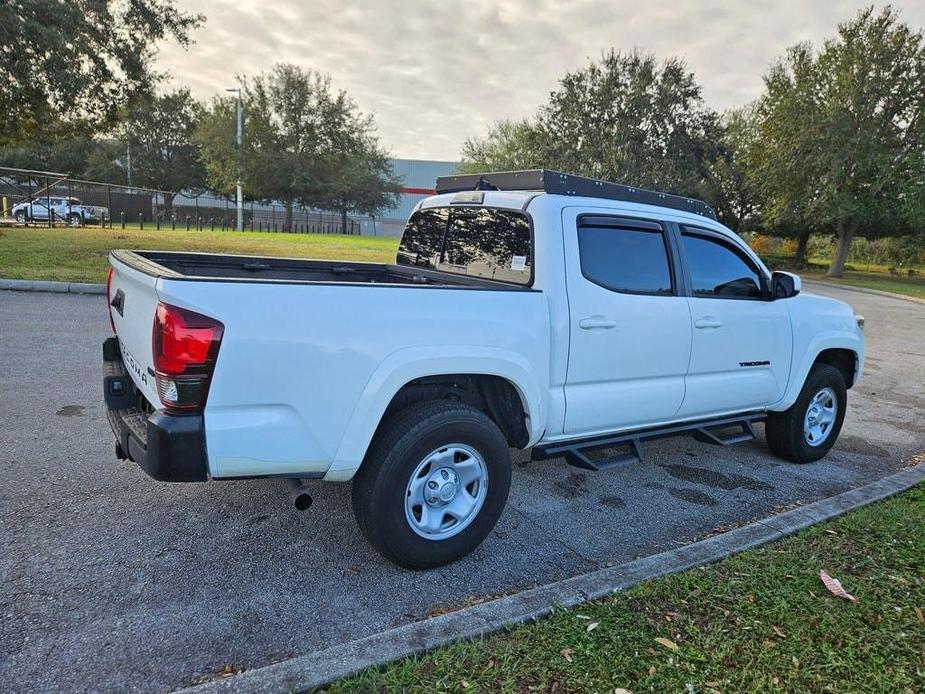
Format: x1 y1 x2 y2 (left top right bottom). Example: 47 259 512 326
152 302 224 411
106 267 116 334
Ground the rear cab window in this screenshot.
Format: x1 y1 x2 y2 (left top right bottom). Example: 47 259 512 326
397 207 533 285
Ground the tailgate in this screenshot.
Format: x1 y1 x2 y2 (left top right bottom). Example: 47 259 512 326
108 253 162 408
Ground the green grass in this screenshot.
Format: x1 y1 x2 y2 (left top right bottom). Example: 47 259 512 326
0 225 399 283
329 483 925 692
761 254 925 300
800 269 925 300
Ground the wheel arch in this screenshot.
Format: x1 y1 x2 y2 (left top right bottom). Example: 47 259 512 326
813 348 859 389
324 348 546 481
772 332 863 412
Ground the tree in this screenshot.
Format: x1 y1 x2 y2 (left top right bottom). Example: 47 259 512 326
702 106 763 232
461 50 723 204
0 1 202 146
460 119 545 173
198 64 399 231
121 89 206 216
0 135 119 180
750 7 925 277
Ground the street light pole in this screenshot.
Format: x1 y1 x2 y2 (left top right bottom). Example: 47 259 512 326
226 87 244 231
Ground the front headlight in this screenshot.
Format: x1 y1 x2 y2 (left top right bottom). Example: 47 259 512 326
855 314 865 330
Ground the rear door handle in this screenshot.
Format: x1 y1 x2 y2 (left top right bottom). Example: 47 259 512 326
694 316 722 329
579 315 617 330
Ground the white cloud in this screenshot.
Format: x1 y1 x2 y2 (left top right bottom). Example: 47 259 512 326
155 0 925 160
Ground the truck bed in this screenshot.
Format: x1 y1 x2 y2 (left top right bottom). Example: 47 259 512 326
113 250 529 289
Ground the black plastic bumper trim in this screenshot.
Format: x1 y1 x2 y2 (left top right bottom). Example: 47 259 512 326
103 336 209 482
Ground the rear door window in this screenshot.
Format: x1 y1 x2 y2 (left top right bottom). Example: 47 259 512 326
577 220 674 295
397 207 532 285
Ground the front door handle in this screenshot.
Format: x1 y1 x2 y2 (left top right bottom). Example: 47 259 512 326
579 315 617 330
694 316 722 329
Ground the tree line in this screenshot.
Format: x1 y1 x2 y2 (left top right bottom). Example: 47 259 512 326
461 6 925 277
0 3 401 231
2 3 923 271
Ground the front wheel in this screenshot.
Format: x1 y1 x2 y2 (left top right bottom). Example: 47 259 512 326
14 210 26 223
67 212 83 227
766 364 847 463
352 400 512 569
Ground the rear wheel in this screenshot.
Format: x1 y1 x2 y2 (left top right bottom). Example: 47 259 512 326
352 400 512 569
766 364 847 463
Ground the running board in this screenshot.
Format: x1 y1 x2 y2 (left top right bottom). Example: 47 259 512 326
532 413 767 472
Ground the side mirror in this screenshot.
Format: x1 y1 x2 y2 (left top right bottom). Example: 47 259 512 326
771 271 801 299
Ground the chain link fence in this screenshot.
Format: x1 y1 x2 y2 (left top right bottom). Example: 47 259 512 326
0 166 360 234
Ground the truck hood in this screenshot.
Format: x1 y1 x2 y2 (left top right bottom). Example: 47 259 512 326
788 289 862 335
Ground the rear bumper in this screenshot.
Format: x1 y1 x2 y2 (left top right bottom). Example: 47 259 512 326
103 337 209 482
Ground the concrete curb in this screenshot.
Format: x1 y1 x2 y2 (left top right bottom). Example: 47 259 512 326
803 279 925 306
0 278 105 294
177 462 925 694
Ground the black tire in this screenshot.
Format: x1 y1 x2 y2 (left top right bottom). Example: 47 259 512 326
766 364 847 463
352 400 512 570
14 210 26 223
67 212 83 227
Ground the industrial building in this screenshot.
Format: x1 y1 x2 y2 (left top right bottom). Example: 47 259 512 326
355 158 460 236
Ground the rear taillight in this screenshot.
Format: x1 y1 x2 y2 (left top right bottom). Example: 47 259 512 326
106 267 116 333
152 302 224 412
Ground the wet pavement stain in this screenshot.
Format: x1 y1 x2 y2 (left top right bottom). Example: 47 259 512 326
599 495 626 509
553 471 588 499
660 463 774 491
56 405 85 417
837 434 892 459
668 487 719 507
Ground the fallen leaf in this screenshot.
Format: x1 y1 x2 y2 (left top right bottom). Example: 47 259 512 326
705 682 720 688
560 647 574 663
461 681 471 689
576 614 591 620
914 607 925 624
819 570 859 603
772 626 787 639
655 637 679 652
587 621 600 633
614 689 634 694
648 665 657 676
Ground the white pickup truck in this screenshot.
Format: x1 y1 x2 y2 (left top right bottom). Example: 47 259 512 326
103 170 865 569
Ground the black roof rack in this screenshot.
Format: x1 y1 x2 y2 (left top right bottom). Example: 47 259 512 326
434 169 717 220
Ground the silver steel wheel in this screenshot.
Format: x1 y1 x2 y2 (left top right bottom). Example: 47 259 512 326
804 387 838 447
404 444 488 540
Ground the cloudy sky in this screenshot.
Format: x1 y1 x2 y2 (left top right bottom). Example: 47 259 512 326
156 1 925 161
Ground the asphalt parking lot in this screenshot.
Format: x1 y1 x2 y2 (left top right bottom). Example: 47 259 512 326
1 284 923 693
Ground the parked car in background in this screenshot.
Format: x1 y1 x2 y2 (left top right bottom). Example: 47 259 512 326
12 197 108 225
102 169 865 570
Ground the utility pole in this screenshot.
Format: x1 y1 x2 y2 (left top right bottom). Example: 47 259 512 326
226 87 244 231
126 141 132 187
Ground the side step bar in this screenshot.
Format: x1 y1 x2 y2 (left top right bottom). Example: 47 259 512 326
532 413 767 472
